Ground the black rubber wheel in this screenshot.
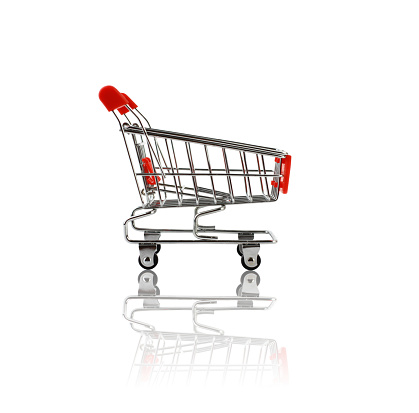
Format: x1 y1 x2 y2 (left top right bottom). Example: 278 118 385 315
139 253 159 270
237 245 243 256
240 271 261 285
241 254 261 271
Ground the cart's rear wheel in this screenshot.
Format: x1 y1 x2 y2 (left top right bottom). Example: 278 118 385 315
156 244 161 254
237 245 243 256
241 255 261 271
139 253 159 270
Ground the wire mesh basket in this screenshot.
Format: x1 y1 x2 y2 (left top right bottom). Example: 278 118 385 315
129 331 288 387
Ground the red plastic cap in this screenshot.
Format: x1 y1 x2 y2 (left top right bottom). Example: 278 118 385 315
99 86 128 112
271 180 278 188
275 157 281 163
121 93 138 109
279 155 291 194
142 157 161 186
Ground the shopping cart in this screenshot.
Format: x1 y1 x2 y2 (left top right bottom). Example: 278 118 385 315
125 270 288 387
99 86 291 270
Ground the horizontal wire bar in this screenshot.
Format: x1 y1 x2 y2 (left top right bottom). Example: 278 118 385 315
136 172 281 177
124 126 287 157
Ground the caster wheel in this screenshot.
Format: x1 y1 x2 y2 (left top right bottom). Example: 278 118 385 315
237 245 243 256
241 255 261 271
139 253 159 270
138 271 158 285
236 285 242 296
240 271 261 285
155 286 160 296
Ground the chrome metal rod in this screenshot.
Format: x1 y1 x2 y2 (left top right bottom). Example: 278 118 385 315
123 126 287 157
185 142 199 204
222 148 235 202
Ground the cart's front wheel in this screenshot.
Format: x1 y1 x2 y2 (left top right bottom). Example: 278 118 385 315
241 254 261 271
139 253 159 270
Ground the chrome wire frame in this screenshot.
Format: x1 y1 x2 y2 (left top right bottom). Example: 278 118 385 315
128 331 283 387
111 107 287 210
123 295 276 334
111 106 286 244
124 205 278 244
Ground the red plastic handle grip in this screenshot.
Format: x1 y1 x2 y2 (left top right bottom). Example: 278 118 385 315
142 157 161 186
117 106 130 115
99 86 128 112
279 155 291 194
121 93 138 110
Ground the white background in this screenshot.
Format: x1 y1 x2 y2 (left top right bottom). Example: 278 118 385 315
1 1 418 411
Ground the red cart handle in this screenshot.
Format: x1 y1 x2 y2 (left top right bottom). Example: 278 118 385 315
98 86 128 112
279 155 291 194
121 93 138 110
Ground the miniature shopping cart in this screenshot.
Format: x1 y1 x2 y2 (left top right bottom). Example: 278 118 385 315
99 86 291 270
125 270 288 387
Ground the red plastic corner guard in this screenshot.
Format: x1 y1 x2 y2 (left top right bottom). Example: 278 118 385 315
99 86 128 112
142 157 161 186
279 155 291 194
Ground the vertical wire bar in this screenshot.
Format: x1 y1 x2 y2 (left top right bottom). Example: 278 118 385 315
261 155 270 199
112 112 145 206
222 148 235 202
152 335 166 387
153 138 168 200
126 107 165 176
256 154 268 198
134 107 151 129
136 336 152 386
185 142 200 204
205 337 216 385
171 335 182 386
240 340 251 385
187 337 198 385
146 140 163 204
255 342 264 384
149 336 162 386
129 335 143 386
165 139 181 204
167 335 181 385
260 341 270 385
204 145 217 203
170 141 182 190
239 152 249 197
243 152 253 199
222 338 233 385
